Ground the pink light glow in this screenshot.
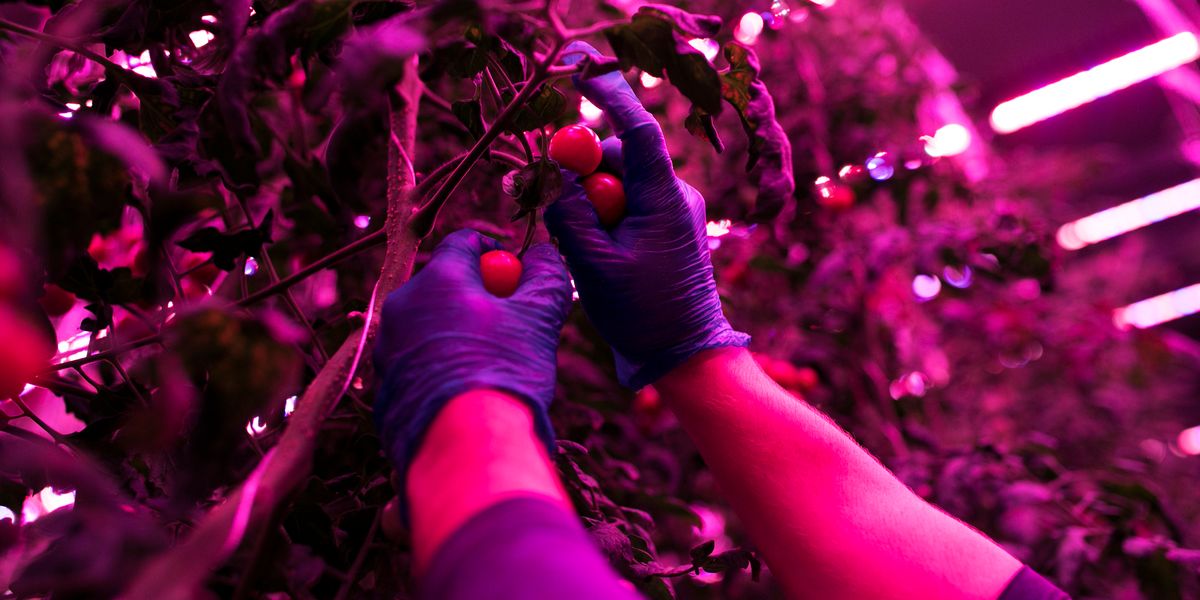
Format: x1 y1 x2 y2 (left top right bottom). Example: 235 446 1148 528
1057 178 1200 250
706 219 733 238
735 12 764 45
688 38 720 62
990 32 1200 134
1113 282 1200 329
922 123 971 157
22 487 76 523
639 72 662 88
1178 426 1200 456
579 97 604 125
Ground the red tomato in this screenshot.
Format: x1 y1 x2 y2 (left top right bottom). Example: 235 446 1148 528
549 125 602 175
480 250 522 298
582 173 626 228
39 284 76 317
381 496 407 542
794 366 819 391
0 306 53 398
815 179 855 211
634 385 662 416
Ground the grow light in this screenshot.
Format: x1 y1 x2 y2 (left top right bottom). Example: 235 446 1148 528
1056 178 1200 250
990 32 1200 134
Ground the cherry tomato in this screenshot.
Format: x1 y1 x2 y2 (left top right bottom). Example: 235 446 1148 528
0 306 53 398
480 250 522 298
381 496 408 542
549 125 602 175
39 284 76 317
634 385 662 417
814 178 854 211
582 173 626 228
793 366 819 391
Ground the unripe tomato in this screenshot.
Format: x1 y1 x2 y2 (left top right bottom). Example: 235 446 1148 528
549 125 602 175
582 173 626 228
480 250 522 298
0 306 54 398
381 496 408 542
39 284 76 317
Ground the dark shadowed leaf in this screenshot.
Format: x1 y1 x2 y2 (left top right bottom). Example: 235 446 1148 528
326 107 389 214
451 98 485 140
502 159 563 220
177 210 274 270
505 84 566 133
25 116 131 279
719 42 794 222
684 106 723 153
76 116 166 186
603 6 723 114
688 539 715 565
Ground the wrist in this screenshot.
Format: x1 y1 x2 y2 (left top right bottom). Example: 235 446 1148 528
407 389 570 570
655 345 752 395
619 324 751 390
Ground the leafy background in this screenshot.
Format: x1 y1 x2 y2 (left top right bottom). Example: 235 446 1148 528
0 0 1198 598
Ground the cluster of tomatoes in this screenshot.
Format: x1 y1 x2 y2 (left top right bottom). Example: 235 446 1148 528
479 124 626 298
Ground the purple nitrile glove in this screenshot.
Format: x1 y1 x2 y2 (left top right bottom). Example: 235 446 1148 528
372 229 572 511
546 42 749 390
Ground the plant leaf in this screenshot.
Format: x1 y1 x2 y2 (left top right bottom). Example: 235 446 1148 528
719 41 794 222
603 6 723 114
177 210 274 271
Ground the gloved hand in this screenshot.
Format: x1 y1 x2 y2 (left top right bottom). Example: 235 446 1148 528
373 229 572 509
545 42 749 390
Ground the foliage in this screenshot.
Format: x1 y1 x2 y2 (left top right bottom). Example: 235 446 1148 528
0 0 1196 599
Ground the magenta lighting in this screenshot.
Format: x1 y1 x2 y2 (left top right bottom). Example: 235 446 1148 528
1057 178 1200 250
990 32 1200 134
1113 282 1200 329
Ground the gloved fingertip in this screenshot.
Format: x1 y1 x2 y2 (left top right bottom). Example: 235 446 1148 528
560 40 600 66
600 136 624 177
516 243 573 313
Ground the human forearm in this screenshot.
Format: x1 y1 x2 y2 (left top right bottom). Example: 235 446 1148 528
406 389 571 570
656 347 1020 600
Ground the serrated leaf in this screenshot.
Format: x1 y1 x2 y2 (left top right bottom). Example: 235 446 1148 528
505 84 566 133
603 7 723 114
177 210 274 270
451 99 485 140
502 160 563 216
719 41 794 222
684 106 723 153
58 255 144 306
689 539 715 564
26 117 131 279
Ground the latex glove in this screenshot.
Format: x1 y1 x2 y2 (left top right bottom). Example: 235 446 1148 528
373 229 571 503
545 42 750 390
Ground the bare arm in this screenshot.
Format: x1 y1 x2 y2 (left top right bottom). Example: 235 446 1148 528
656 346 1021 600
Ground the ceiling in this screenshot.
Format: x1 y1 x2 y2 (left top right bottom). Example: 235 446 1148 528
901 0 1200 335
